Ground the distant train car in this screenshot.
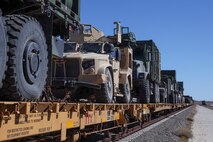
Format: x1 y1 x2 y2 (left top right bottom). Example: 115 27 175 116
202 100 206 105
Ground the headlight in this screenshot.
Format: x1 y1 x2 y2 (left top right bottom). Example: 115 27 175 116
84 67 95 74
82 59 95 70
138 73 145 79
82 59 95 74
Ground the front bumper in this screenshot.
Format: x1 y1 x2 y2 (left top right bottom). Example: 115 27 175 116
52 74 107 90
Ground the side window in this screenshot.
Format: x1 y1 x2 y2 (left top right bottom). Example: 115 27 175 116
83 25 92 35
104 44 113 54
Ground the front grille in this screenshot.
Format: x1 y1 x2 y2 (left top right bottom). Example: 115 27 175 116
66 58 80 78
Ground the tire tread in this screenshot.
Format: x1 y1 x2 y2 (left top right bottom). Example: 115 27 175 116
1 15 47 101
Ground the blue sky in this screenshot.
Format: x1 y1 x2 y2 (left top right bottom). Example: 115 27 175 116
81 0 213 101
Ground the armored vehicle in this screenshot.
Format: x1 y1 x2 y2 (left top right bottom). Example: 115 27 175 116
0 0 80 101
53 41 121 103
53 22 133 103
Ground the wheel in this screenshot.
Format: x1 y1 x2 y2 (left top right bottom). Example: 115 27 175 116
160 88 166 103
2 15 48 101
139 79 150 103
0 16 7 89
169 91 175 103
117 81 131 103
66 130 81 142
96 68 113 103
154 83 160 103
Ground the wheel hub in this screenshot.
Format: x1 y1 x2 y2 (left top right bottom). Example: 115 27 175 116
23 42 41 84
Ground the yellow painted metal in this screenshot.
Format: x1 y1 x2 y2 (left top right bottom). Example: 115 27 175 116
115 114 120 120
66 120 74 128
0 102 187 141
102 117 106 123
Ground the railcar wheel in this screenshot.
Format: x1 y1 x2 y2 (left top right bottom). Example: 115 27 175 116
67 130 81 142
2 15 48 101
0 16 7 89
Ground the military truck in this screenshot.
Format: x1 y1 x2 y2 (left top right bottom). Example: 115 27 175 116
177 81 184 103
0 0 80 101
132 59 150 103
161 70 177 103
160 77 184 104
132 40 161 103
52 22 133 103
159 81 168 103
184 95 194 104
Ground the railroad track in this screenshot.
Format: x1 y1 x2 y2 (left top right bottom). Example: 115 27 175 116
82 107 189 142
202 105 213 110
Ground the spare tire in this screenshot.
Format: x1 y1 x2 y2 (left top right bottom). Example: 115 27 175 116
2 15 48 101
0 16 7 88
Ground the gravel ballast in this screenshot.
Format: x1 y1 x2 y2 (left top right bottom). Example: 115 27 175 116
119 106 194 142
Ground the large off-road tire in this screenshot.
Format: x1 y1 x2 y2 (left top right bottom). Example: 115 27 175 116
150 83 160 103
139 79 150 103
96 68 113 103
0 16 7 89
154 83 160 103
2 15 48 101
117 81 131 103
160 89 166 103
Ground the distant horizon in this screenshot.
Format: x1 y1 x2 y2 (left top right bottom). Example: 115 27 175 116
194 100 213 102
81 0 213 101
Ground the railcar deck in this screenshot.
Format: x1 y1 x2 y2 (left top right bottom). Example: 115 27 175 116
0 102 189 141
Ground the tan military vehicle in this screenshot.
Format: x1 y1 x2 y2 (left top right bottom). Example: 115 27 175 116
53 22 133 103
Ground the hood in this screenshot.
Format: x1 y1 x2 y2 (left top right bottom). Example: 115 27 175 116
64 52 109 60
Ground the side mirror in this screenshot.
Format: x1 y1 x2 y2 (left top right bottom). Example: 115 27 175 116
115 48 121 61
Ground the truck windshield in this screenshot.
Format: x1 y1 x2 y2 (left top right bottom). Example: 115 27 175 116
64 43 77 53
80 43 103 53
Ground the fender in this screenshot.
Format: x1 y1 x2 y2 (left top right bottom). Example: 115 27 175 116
97 65 113 76
97 65 114 84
